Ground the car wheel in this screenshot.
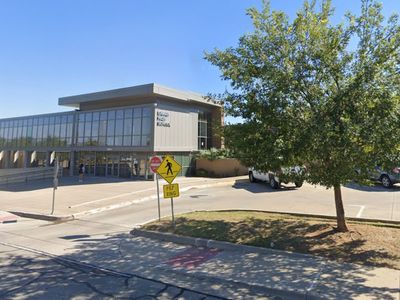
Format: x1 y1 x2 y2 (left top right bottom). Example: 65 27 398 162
381 175 393 188
249 172 256 183
295 181 303 188
270 176 280 189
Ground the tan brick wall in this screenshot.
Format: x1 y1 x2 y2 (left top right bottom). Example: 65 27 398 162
196 158 247 177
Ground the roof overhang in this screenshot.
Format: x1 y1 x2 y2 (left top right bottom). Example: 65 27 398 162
58 83 221 109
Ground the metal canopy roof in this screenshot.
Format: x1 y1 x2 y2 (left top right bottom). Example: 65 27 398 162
58 83 221 108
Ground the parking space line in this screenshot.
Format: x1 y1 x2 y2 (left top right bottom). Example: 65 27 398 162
348 205 365 218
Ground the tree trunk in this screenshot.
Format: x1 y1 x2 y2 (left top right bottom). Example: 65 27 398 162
334 185 348 232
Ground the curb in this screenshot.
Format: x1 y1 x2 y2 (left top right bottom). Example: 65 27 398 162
131 228 320 260
131 229 320 300
5 180 237 222
0 219 17 224
9 211 74 222
207 209 400 227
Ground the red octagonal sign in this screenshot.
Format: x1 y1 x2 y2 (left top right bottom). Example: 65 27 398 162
149 156 162 173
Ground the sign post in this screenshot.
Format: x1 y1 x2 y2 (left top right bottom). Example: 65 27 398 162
51 157 59 215
149 156 162 221
157 155 182 229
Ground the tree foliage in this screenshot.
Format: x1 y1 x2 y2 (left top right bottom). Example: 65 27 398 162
206 0 400 231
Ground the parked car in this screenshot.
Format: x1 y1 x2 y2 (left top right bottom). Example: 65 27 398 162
371 166 400 188
248 166 304 189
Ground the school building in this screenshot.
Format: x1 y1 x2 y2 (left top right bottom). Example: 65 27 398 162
0 83 223 179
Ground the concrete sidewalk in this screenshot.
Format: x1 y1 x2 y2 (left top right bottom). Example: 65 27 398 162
0 176 243 220
38 230 398 299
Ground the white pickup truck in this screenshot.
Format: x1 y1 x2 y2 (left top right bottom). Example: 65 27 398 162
248 167 304 189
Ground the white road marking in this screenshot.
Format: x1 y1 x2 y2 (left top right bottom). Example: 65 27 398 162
69 187 156 208
348 205 366 218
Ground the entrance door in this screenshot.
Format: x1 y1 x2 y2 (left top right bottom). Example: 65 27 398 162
84 154 96 176
106 155 119 177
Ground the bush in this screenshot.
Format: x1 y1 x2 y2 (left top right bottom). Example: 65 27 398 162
196 148 235 161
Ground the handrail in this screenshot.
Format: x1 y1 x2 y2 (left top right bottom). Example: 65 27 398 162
0 167 60 186
0 167 54 179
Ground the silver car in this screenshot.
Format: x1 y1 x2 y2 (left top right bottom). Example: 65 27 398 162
371 166 400 188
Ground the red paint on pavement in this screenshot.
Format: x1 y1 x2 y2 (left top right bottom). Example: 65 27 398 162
166 247 221 269
0 214 17 223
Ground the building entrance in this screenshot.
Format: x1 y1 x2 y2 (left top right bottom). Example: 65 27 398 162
75 151 149 179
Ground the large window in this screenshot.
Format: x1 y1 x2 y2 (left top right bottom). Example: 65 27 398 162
198 111 211 150
75 106 153 148
0 105 153 149
0 113 74 148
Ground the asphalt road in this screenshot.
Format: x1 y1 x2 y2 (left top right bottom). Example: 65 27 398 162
1 180 399 299
78 180 400 228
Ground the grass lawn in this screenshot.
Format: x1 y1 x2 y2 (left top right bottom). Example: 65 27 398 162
143 210 400 270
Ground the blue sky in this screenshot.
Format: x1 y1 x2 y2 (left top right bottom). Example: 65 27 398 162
0 0 398 119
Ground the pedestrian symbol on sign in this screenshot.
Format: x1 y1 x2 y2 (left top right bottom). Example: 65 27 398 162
156 155 181 184
166 160 173 175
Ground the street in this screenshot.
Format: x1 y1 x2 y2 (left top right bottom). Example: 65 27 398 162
1 178 399 299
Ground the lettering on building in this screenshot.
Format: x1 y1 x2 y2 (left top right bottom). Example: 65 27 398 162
156 111 170 127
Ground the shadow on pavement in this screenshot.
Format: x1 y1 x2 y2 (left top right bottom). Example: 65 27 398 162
344 182 400 193
232 179 299 193
1 229 398 299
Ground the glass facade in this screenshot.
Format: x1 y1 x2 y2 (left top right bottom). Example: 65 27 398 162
0 105 152 149
198 111 212 150
0 103 214 179
75 106 152 147
0 113 74 148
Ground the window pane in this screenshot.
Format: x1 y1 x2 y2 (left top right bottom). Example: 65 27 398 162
133 108 142 118
85 112 92 122
98 136 106 146
92 112 100 121
84 122 91 137
107 120 115 137
78 122 84 138
91 121 99 137
100 111 107 121
124 108 133 119
142 107 151 117
115 136 123 146
107 136 114 146
66 123 73 138
132 135 141 146
115 119 123 135
108 110 116 120
133 118 141 135
116 109 124 119
124 118 132 135
141 135 150 146
123 136 132 146
99 120 107 136
142 117 151 135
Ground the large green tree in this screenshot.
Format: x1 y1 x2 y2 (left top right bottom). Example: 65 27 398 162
206 0 400 231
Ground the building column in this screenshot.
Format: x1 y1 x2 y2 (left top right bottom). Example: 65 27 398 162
3 151 11 168
69 151 75 176
23 151 30 168
45 151 50 167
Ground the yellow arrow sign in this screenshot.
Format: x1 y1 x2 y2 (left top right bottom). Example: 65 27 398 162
163 183 180 198
156 155 182 184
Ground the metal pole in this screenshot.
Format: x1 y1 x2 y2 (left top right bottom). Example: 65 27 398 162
51 157 59 215
170 197 175 229
156 174 161 221
51 187 55 215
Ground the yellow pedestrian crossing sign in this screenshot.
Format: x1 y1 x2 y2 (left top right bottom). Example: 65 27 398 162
163 183 180 198
156 155 181 183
